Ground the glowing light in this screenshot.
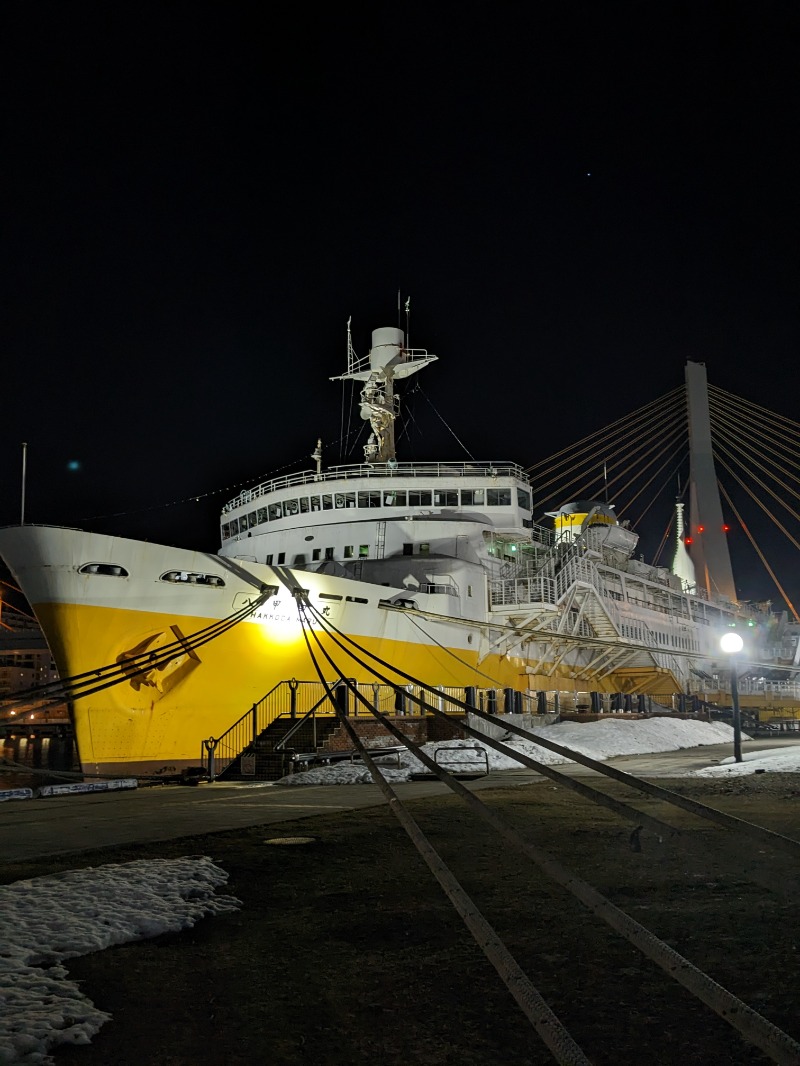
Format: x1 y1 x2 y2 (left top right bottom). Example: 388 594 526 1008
685 536 693 545
720 632 744 654
697 525 705 533
722 525 730 532
67 460 81 472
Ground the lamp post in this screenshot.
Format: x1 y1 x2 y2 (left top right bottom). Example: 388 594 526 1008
720 631 743 763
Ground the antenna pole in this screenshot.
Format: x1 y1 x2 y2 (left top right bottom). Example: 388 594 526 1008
20 442 27 525
405 296 411 350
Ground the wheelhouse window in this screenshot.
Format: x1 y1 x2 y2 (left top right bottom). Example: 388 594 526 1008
384 490 407 506
221 523 230 539
229 518 240 535
487 488 512 506
257 507 269 523
322 494 333 510
344 545 353 558
299 497 310 513
248 512 258 529
460 488 484 505
517 488 531 510
310 496 321 511
358 491 381 508
434 490 458 506
335 492 355 509
408 489 432 506
283 500 300 517
268 503 282 521
324 547 334 560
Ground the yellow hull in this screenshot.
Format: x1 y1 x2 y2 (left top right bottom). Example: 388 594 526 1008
35 600 508 777
1 524 688 778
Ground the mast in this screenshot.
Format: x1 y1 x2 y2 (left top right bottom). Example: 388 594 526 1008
685 361 737 602
331 314 437 465
20 442 27 525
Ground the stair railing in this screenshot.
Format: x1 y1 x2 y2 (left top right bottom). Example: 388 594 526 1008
276 688 337 753
201 680 298 780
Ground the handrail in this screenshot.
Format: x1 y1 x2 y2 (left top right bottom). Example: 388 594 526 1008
222 460 531 511
276 691 333 751
212 679 286 751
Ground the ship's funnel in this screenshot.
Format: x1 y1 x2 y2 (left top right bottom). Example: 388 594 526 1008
547 500 617 544
369 327 404 371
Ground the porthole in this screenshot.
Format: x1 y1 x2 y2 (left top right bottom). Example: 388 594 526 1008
160 571 226 587
79 563 129 577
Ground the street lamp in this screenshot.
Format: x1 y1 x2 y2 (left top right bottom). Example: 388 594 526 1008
720 631 744 762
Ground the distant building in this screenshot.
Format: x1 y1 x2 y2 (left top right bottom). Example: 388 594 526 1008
0 597 66 730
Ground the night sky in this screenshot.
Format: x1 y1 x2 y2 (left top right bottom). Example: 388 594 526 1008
3 4 799 604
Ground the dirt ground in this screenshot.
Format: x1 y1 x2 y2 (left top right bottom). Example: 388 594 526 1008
4 773 800 1066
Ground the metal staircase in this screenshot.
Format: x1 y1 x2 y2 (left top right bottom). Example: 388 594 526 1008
219 713 341 781
487 544 688 691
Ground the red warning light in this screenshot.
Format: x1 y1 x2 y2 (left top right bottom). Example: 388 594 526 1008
685 536 693 545
697 525 705 533
722 524 730 533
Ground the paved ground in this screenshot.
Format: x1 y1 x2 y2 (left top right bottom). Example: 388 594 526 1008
2 738 798 863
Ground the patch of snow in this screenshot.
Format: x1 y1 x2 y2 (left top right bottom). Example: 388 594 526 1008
0 856 240 1065
279 717 750 785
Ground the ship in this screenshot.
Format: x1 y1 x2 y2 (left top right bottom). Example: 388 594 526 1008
0 317 788 778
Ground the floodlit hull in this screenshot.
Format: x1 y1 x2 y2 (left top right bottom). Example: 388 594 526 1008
0 525 521 777
0 516 743 778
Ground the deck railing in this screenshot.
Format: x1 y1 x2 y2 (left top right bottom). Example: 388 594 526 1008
222 460 530 511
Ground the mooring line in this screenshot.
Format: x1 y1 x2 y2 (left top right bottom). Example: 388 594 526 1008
294 593 800 1065
301 596 800 861
295 600 593 1066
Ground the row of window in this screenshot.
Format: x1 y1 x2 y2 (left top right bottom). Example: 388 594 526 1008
222 486 531 539
619 623 699 652
265 541 436 566
267 543 373 565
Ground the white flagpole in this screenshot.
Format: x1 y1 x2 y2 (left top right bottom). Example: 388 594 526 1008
20 442 27 525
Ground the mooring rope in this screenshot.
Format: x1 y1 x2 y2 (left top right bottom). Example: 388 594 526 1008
294 596 593 1066
294 590 800 1064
